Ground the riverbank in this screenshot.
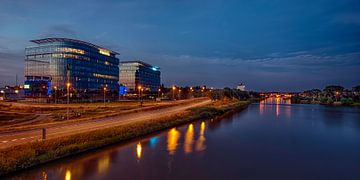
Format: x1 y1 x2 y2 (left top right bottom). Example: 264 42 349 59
0 100 250 176
0 98 207 132
0 99 202 130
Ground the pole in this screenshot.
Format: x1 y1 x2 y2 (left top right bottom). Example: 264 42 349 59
42 128 46 141
138 87 141 105
103 88 106 107
172 86 175 100
67 64 70 121
140 88 143 107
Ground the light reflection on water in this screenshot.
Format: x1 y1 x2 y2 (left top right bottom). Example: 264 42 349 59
65 170 71 180
195 122 206 152
5 101 360 180
183 124 194 154
97 155 109 174
136 142 142 160
260 97 292 117
167 128 181 155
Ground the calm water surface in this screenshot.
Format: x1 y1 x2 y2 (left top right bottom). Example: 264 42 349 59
6 99 360 180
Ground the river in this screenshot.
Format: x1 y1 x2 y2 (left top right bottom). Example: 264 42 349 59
6 98 360 179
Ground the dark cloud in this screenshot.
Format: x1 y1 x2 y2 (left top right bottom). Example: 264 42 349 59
137 51 360 91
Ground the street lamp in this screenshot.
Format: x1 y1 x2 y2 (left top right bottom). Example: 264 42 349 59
103 86 107 107
138 85 143 106
54 86 57 104
158 88 161 99
66 82 71 120
178 89 181 99
172 86 176 100
201 86 205 97
1 90 5 100
190 87 194 98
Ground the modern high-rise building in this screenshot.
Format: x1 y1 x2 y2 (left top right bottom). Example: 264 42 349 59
119 61 160 92
24 38 119 97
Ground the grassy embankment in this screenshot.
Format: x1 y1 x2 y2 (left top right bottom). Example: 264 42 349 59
0 100 249 176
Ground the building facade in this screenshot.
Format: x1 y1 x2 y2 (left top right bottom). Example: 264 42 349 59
236 83 246 91
24 38 119 97
119 61 160 92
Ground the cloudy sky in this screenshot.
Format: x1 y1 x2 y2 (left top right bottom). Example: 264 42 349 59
0 0 359 91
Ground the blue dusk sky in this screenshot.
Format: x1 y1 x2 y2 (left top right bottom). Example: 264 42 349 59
0 0 359 91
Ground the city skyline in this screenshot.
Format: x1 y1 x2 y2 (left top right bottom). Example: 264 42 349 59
0 0 359 91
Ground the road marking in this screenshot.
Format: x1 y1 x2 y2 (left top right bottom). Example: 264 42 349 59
1 141 8 143
30 137 34 139
21 138 26 140
11 139 17 142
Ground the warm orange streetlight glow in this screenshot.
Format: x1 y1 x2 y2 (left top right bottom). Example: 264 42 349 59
67 83 71 87
158 88 161 92
54 86 57 90
172 86 176 90
103 87 107 91
138 85 142 90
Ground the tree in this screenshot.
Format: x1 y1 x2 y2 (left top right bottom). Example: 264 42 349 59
352 85 360 92
324 85 344 93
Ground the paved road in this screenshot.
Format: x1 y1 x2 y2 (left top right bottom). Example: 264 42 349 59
0 99 211 149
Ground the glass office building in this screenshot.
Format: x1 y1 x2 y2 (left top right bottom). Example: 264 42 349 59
119 61 160 92
24 38 119 97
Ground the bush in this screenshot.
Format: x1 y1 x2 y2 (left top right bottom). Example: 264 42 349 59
341 98 353 105
327 98 334 104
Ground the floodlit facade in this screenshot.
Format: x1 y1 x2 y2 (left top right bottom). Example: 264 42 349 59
24 38 119 97
119 61 160 92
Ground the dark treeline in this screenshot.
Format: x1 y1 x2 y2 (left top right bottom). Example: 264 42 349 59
291 85 360 106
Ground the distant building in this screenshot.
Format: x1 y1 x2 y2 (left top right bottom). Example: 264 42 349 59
24 38 119 97
119 61 160 92
236 83 246 91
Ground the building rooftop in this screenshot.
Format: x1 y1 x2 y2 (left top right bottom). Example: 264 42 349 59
121 60 160 70
30 37 119 55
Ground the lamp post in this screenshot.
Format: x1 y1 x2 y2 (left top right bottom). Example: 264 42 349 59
103 86 107 107
15 89 19 99
172 86 176 100
178 89 181 100
66 82 70 120
1 90 5 100
190 87 193 99
158 88 161 99
138 85 142 106
66 64 70 121
54 86 57 104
